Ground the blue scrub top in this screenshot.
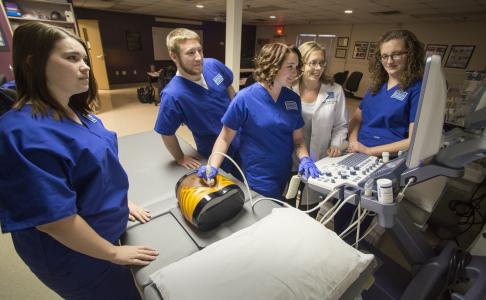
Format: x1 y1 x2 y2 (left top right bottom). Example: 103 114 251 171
0 80 16 90
154 58 237 158
358 80 422 147
0 105 129 290
222 83 304 199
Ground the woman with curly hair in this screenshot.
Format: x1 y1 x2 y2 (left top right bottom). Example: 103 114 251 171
198 43 320 199
348 29 425 156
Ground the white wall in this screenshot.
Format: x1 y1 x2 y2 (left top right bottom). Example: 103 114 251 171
256 21 486 98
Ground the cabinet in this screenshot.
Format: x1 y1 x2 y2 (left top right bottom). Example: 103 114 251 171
3 0 78 35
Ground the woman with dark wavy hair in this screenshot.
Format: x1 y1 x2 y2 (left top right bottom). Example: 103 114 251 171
198 43 320 199
0 22 158 299
348 29 425 155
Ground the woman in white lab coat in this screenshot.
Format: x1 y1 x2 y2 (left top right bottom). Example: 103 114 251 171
292 41 348 164
290 41 348 210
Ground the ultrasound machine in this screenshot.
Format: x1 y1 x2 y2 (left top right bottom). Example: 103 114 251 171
304 55 486 299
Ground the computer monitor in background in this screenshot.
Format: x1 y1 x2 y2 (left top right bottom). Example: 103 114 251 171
406 55 447 169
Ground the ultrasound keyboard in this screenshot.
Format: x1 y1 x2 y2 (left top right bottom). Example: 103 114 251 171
307 153 385 193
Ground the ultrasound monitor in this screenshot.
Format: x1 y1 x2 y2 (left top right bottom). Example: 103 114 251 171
406 55 447 169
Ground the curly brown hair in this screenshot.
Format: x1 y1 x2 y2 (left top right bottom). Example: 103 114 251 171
254 43 302 87
369 30 425 94
298 41 333 85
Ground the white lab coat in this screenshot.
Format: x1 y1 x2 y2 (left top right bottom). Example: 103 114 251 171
291 82 349 205
292 82 348 169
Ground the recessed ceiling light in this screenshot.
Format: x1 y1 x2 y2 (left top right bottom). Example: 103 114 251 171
196 4 204 9
269 15 277 19
344 10 353 14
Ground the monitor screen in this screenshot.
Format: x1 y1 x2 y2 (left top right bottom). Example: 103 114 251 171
406 55 447 169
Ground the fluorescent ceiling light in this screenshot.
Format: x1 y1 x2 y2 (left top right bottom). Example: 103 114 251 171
154 17 203 25
196 4 204 9
344 10 353 14
269 15 277 19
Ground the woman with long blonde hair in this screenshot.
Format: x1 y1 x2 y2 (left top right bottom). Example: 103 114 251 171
289 41 348 211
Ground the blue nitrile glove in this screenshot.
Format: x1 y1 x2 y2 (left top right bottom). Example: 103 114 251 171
197 165 218 180
298 157 321 179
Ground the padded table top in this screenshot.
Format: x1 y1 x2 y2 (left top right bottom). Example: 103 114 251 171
118 131 277 289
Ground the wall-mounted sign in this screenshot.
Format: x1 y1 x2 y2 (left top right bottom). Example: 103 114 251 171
126 31 142 51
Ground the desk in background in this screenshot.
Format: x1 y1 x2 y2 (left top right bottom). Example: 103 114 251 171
147 71 161 87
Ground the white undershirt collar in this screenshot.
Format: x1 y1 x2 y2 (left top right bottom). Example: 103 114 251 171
176 70 208 89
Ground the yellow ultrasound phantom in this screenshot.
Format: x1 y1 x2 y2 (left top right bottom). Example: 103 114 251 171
175 170 245 231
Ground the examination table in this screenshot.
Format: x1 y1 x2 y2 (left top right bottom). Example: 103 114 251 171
118 131 376 299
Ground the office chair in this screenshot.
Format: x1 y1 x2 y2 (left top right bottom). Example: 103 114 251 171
344 71 363 98
333 70 349 86
154 65 177 105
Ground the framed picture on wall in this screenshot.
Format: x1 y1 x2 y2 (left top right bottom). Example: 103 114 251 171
335 47 347 59
126 31 142 51
367 42 377 60
337 37 349 47
0 26 9 52
352 41 369 59
445 45 475 69
425 44 448 60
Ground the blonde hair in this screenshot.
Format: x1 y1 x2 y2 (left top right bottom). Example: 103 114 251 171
166 28 200 54
298 41 333 85
254 43 302 87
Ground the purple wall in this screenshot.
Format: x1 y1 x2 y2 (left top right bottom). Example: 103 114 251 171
74 8 256 85
0 9 13 82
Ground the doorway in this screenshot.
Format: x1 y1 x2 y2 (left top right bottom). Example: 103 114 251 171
296 33 336 66
77 19 110 90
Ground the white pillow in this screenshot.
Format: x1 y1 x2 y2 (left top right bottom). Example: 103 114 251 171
150 208 374 300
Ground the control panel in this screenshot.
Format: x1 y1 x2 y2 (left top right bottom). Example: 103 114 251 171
307 153 384 193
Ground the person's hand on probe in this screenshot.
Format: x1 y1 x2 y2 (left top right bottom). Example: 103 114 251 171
197 165 218 180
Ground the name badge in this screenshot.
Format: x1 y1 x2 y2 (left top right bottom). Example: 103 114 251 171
324 91 337 104
212 73 224 85
391 90 408 101
285 101 298 111
84 114 98 123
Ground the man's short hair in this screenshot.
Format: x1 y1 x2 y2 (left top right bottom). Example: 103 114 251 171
166 28 200 55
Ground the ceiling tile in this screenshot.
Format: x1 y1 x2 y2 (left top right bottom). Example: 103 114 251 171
73 0 486 24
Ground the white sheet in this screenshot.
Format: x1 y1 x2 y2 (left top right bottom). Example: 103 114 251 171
150 208 374 300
